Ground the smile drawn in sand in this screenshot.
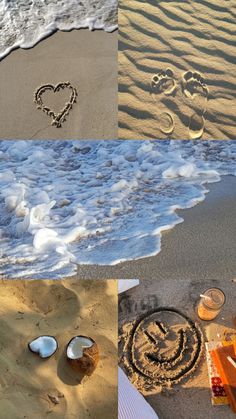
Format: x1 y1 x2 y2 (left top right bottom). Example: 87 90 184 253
34 82 78 128
120 308 203 393
150 69 209 140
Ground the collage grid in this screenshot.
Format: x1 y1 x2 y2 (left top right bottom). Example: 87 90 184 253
0 1 236 419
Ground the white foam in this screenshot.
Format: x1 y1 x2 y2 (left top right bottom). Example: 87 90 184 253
1 140 236 278
0 0 117 60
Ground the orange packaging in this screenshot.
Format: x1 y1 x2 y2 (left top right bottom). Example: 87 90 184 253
211 342 236 413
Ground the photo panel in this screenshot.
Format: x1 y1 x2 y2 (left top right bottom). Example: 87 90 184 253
0 2 117 140
118 0 236 140
0 279 118 419
118 277 236 418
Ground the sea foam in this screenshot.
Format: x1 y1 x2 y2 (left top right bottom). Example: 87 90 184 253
0 140 236 279
0 0 117 60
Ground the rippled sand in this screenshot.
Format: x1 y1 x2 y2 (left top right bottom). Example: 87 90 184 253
118 0 236 140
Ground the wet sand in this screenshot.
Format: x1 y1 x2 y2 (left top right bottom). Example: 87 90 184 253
76 176 236 281
118 0 236 140
0 29 117 140
0 279 117 419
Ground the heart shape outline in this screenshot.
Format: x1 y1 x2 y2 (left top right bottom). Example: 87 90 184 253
34 82 78 128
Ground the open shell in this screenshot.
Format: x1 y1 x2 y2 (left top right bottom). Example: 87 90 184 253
66 335 99 376
28 335 58 359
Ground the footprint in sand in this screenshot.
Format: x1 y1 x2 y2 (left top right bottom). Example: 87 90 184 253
150 68 177 135
159 111 175 135
188 113 205 140
151 68 177 98
181 71 209 140
182 71 209 103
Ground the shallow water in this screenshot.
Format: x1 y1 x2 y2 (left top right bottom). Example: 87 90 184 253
1 140 236 278
0 0 117 59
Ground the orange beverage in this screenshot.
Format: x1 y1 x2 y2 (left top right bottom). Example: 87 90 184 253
197 288 225 321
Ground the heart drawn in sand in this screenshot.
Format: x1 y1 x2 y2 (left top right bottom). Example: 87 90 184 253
34 82 78 128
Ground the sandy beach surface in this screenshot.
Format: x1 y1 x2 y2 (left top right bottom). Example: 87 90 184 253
0 29 117 140
0 279 117 419
76 176 236 281
118 0 236 140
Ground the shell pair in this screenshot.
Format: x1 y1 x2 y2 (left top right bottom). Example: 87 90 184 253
28 335 99 376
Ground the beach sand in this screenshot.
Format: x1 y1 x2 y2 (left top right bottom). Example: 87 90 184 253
118 0 236 140
0 279 117 419
76 176 236 281
0 29 117 140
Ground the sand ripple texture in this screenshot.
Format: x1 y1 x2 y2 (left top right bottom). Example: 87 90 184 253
1 140 236 278
119 0 236 140
0 0 117 59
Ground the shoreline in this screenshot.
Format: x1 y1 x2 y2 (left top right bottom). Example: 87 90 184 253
76 175 236 281
0 26 118 62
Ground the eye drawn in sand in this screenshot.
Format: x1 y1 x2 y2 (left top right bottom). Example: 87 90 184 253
159 112 175 135
34 82 78 128
151 68 177 99
120 308 203 394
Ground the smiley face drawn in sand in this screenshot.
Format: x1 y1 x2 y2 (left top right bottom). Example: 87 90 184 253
34 82 77 128
120 308 203 393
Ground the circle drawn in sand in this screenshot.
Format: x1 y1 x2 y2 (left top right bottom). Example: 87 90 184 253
34 82 77 128
159 112 174 135
127 308 203 388
188 113 205 140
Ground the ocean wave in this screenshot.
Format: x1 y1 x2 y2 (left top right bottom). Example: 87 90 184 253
0 0 117 60
0 140 236 278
